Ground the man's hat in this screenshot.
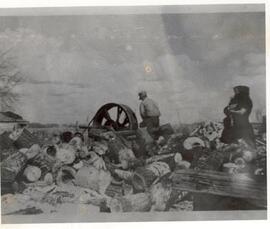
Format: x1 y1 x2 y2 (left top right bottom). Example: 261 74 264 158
138 90 147 97
233 85 250 94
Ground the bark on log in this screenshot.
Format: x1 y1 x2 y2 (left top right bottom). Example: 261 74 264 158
105 183 123 198
56 166 77 186
132 162 171 192
74 166 111 194
171 169 266 203
1 151 28 183
109 193 151 212
13 129 39 149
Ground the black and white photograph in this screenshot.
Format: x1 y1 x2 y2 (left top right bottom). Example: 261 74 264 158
0 3 267 223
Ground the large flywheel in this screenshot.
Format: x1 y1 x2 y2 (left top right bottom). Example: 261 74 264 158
91 103 138 131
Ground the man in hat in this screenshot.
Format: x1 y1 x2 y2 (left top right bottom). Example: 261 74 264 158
138 91 161 139
220 85 255 147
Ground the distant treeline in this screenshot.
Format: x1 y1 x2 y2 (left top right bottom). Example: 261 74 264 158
28 123 60 128
28 123 77 128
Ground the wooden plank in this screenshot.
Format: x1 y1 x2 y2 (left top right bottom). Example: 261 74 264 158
170 169 266 202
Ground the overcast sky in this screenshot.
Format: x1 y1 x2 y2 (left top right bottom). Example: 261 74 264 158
0 9 265 124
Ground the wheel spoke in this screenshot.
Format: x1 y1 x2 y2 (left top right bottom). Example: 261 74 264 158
122 117 129 126
116 106 123 123
103 109 112 121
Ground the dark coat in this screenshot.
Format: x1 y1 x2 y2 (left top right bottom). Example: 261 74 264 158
220 92 255 147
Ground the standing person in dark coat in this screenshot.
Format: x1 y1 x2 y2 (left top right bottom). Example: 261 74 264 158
220 86 255 148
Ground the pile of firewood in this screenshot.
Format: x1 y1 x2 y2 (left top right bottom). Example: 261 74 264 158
0 121 267 215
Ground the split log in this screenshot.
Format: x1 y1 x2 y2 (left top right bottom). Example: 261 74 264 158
132 162 171 192
171 169 266 204
150 178 173 211
109 193 151 212
56 166 77 186
13 129 39 149
74 166 111 194
149 174 189 211
114 169 134 181
105 183 123 198
56 147 76 165
29 148 57 178
1 151 28 183
146 153 175 164
132 167 156 191
23 165 42 182
1 144 41 184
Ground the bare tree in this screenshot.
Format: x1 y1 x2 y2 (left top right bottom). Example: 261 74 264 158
0 48 23 111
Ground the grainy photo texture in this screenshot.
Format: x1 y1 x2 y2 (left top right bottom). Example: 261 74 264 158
0 4 266 223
